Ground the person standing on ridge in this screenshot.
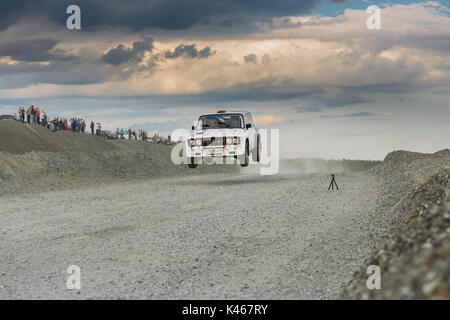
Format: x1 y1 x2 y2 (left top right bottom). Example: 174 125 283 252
30 105 35 124
42 112 47 127
18 107 25 122
96 122 101 136
35 107 40 124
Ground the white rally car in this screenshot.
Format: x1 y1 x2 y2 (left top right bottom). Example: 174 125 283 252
186 110 260 168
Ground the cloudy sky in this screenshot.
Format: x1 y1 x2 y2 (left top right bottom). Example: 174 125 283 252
0 0 449 159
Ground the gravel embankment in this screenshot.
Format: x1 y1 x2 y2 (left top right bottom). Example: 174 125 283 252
335 150 449 299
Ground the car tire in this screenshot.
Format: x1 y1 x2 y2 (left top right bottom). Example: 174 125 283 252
252 135 260 162
240 141 249 167
187 157 198 168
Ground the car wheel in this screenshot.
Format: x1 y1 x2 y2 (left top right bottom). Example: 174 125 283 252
252 135 260 162
257 135 260 162
187 157 197 168
240 141 249 167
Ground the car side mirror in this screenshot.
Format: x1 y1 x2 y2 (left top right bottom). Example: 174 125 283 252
246 123 252 129
191 126 195 130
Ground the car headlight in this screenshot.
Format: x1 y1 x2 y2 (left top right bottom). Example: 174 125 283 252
226 137 232 145
233 137 240 144
195 139 202 146
189 139 195 146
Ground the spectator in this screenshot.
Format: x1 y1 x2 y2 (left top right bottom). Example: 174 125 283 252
90 121 95 135
42 113 48 127
26 106 31 124
30 105 35 123
18 107 25 122
35 107 40 124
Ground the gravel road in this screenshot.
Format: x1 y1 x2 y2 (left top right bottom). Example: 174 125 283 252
0 171 382 299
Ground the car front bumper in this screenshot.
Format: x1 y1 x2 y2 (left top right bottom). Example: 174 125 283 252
186 144 245 158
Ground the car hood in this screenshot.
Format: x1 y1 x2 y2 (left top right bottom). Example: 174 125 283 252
192 128 246 138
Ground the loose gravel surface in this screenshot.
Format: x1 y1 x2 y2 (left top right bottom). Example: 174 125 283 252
0 171 382 299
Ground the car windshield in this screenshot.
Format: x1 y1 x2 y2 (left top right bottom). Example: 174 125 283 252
198 114 244 129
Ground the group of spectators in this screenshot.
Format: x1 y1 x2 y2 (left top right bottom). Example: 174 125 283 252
17 105 101 135
18 105 46 126
114 128 150 141
56 117 88 133
15 105 170 142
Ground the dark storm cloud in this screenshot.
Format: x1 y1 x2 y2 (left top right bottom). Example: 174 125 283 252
295 105 323 113
165 44 214 59
0 60 115 89
318 93 374 108
0 0 338 31
320 112 375 118
198 47 214 58
244 53 257 64
178 82 321 103
21 82 321 104
0 39 77 62
343 112 375 117
296 91 376 112
102 38 154 65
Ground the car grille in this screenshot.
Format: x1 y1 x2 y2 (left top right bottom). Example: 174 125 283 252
202 137 224 147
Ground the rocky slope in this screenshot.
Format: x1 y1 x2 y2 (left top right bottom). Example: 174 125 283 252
335 150 449 299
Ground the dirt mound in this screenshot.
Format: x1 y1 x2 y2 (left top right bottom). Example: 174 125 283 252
0 120 117 154
369 149 449 222
372 149 449 188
